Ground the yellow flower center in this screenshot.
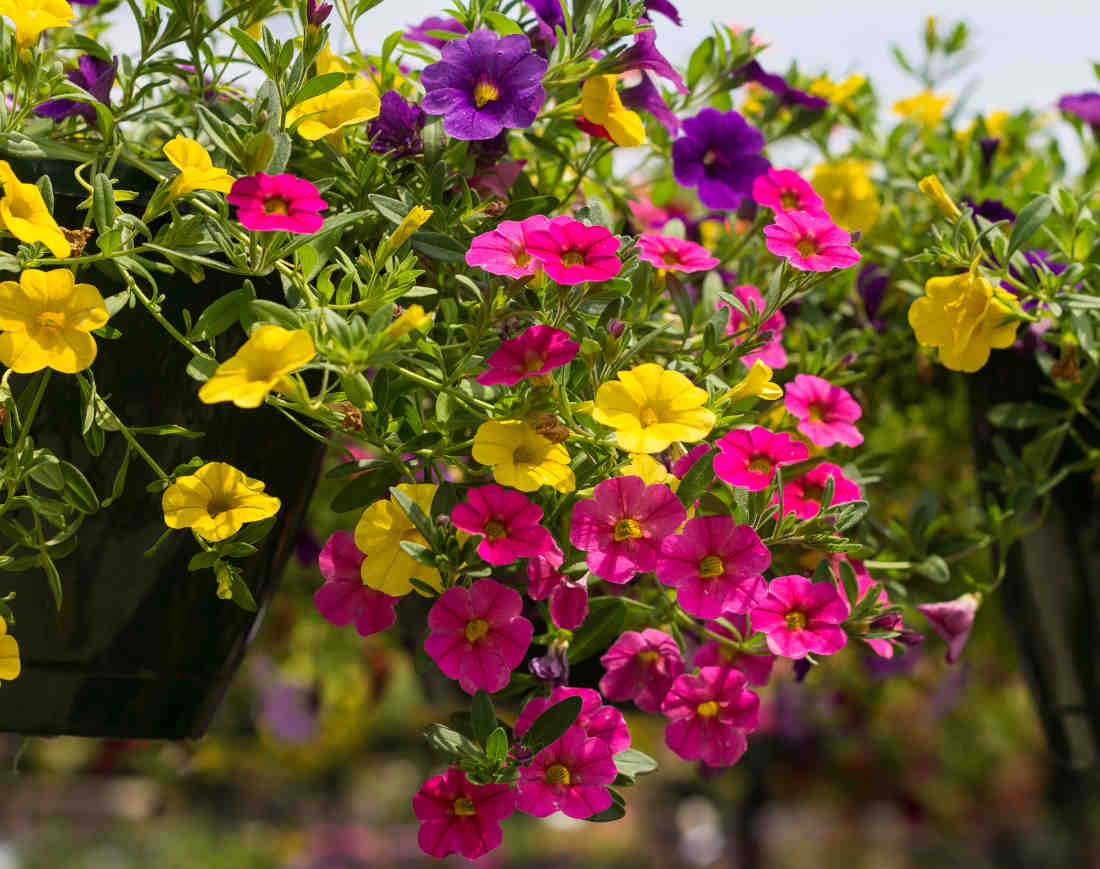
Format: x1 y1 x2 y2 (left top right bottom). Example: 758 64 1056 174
484 520 507 540
523 352 546 373
562 251 585 267
35 311 65 330
807 403 827 421
613 518 643 541
465 618 490 643
514 250 531 266
660 250 681 266
206 496 234 518
698 555 724 578
639 407 659 427
545 763 571 786
785 611 807 630
780 190 801 210
696 700 720 718
747 456 773 473
796 237 819 258
474 79 500 108
264 196 290 216
7 196 33 220
453 797 477 816
637 650 659 664
512 444 537 465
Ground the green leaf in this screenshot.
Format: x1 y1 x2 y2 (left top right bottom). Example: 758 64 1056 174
226 572 258 611
987 401 1063 429
58 462 99 513
92 172 115 234
246 299 301 329
423 723 485 762
501 195 559 221
482 10 522 34
368 194 411 225
389 484 439 547
585 788 626 822
291 71 348 106
612 748 658 785
914 554 950 584
1006 194 1053 261
398 539 437 566
410 231 467 263
188 550 220 572
230 26 271 74
522 696 583 753
471 689 496 745
674 446 713 509
835 556 860 605
186 355 220 382
568 596 626 664
331 466 400 513
909 489 939 550
486 727 509 764
40 552 62 610
191 286 255 340
687 37 715 90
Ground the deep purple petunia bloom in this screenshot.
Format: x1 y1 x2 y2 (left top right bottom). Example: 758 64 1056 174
368 90 425 156
965 198 1016 224
420 30 548 141
1058 91 1100 125
645 0 681 25
856 263 890 327
405 15 467 49
36 55 117 123
610 26 688 94
622 72 679 135
735 60 827 111
672 108 770 210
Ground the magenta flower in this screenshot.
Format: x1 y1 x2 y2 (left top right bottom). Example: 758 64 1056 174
693 615 775 686
777 462 861 519
314 532 400 636
527 549 588 630
476 324 579 386
751 574 848 658
514 686 631 754
227 173 327 234
713 426 809 491
661 666 759 767
834 556 898 659
599 628 684 713
671 442 709 478
657 516 770 618
517 725 617 818
412 767 515 860
424 579 534 693
752 168 824 214
465 216 549 279
451 484 554 565
420 30 548 140
636 234 720 273
570 476 686 584
784 374 864 448
719 284 788 369
524 217 622 284
763 209 860 271
917 593 981 663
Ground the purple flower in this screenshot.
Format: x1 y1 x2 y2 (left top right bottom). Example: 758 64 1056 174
856 263 889 326
621 72 679 135
525 0 565 49
735 60 827 111
306 0 332 27
1058 92 1100 125
965 198 1016 224
36 55 117 123
979 137 1001 167
917 593 981 664
610 26 687 94
405 15 467 49
368 90 425 156
251 657 320 745
672 108 770 210
421 30 548 141
645 0 681 25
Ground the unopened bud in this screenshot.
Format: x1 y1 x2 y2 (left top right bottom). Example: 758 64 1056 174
607 319 625 338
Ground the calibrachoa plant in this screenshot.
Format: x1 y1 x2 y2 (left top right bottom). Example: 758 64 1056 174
1 0 1099 859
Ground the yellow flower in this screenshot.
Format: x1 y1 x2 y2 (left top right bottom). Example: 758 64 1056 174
811 161 880 236
198 325 316 408
0 269 107 373
383 304 432 344
0 618 20 683
286 47 380 151
957 110 1008 143
720 359 783 403
162 461 281 542
808 74 866 108
918 175 962 220
164 136 235 200
593 363 715 454
622 454 678 491
581 75 646 147
0 160 70 257
0 0 72 49
893 91 951 128
472 420 575 493
386 206 433 252
354 483 441 596
908 262 1020 372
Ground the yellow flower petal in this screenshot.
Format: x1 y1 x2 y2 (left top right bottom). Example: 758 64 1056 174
161 461 281 542
199 325 315 408
722 359 783 403
593 363 715 454
0 269 107 373
0 631 20 682
0 0 72 48
581 75 646 147
811 161 880 236
472 420 575 493
164 136 235 199
354 484 441 595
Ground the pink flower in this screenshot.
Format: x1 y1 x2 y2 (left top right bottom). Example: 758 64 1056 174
719 284 787 369
527 548 588 630
661 666 759 767
752 168 824 214
465 216 548 278
636 234 720 273
424 579 534 693
834 556 897 659
657 516 771 619
516 725 618 818
524 217 622 284
599 628 684 713
917 593 980 663
413 767 515 860
693 615 775 685
476 324 580 386
713 426 809 491
227 173 327 233
751 574 848 658
784 374 864 447
514 686 631 754
570 476 686 584
763 209 861 271
777 462 861 519
450 484 554 565
671 442 710 477
313 531 400 636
